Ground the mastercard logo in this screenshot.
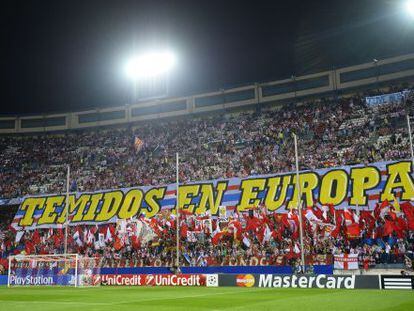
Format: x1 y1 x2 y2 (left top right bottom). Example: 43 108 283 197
236 274 255 287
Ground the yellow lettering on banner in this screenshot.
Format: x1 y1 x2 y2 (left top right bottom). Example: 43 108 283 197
288 172 319 209
349 166 380 206
18 197 46 227
143 188 165 218
236 179 266 212
178 185 201 214
95 191 124 222
381 161 414 202
57 194 90 223
196 182 227 215
319 170 349 205
83 193 104 221
69 194 92 222
265 175 292 211
118 189 143 219
37 196 65 225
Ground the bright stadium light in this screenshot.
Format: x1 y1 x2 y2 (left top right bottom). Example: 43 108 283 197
124 51 176 80
406 0 414 18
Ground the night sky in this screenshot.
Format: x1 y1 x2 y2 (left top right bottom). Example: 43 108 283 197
1 0 414 115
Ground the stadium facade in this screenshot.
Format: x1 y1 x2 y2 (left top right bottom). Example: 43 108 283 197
0 53 413 134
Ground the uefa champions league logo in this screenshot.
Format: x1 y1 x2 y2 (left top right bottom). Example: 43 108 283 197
206 274 218 287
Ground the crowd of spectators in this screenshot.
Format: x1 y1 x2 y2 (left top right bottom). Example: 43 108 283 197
0 86 412 200
0 85 414 273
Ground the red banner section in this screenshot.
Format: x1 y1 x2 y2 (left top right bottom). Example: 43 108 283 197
99 274 213 286
103 255 332 268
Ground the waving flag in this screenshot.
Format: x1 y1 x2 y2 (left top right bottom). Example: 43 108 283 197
242 234 251 248
134 136 144 152
401 201 414 230
346 223 360 238
343 207 354 225
15 231 24 243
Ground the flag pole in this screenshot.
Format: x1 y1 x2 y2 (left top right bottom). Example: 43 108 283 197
175 153 180 270
64 165 70 255
293 133 306 273
407 114 414 167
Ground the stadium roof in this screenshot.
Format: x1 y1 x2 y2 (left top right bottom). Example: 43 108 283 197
1 0 414 115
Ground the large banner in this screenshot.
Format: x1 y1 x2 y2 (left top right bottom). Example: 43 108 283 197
365 90 410 106
11 160 414 230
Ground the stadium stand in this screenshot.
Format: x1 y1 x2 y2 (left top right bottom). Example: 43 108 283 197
0 82 413 275
0 88 412 199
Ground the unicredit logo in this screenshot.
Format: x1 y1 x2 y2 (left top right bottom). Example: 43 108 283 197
151 274 202 286
101 274 144 286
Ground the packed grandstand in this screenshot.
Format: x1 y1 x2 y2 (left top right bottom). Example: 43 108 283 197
0 81 414 276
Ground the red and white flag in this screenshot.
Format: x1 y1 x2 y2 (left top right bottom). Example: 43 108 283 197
242 234 251 248
262 224 273 244
343 207 354 226
186 231 197 243
73 228 83 246
304 208 322 224
86 230 95 246
105 226 113 243
334 254 359 270
15 231 24 243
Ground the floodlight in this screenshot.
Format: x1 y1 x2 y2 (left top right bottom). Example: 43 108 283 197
406 0 414 18
125 51 176 80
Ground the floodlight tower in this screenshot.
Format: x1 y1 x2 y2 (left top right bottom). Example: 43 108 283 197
124 51 176 102
406 0 414 18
